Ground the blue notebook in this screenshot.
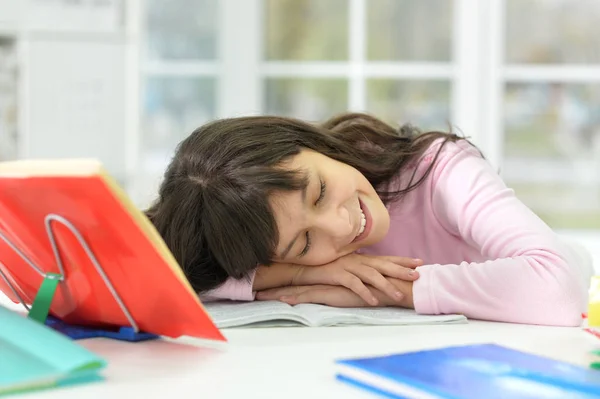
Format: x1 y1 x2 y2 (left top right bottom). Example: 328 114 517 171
0 305 107 396
335 344 600 399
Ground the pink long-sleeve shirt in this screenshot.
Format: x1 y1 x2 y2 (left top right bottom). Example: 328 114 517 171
202 139 592 326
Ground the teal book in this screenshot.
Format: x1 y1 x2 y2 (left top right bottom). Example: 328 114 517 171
0 305 107 396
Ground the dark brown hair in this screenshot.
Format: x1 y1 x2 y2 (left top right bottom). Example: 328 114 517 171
146 113 466 293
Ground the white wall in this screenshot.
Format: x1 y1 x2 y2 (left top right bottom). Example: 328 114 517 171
0 0 129 184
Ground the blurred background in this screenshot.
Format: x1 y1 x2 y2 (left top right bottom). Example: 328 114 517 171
0 0 598 263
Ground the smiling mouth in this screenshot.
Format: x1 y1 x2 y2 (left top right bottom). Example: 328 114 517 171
357 207 366 236
352 199 371 243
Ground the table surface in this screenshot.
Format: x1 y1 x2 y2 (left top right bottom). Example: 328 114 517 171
9 302 600 399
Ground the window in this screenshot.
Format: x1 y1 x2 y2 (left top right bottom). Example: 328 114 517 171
262 0 453 129
140 0 600 258
141 0 218 179
502 0 600 231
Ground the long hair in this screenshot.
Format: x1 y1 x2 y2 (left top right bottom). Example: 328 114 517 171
146 113 466 293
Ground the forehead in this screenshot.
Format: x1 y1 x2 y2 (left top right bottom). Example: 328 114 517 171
268 167 309 220
270 189 302 221
268 168 311 254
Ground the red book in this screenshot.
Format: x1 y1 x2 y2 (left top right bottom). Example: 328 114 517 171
0 159 224 341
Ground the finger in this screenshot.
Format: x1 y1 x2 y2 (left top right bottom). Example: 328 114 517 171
368 256 423 268
362 259 420 281
335 273 379 306
350 266 404 302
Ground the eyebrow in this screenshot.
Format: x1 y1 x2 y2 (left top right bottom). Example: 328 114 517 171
278 176 310 259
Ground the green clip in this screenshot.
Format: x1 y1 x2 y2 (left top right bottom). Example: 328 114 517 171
591 350 600 356
28 272 62 324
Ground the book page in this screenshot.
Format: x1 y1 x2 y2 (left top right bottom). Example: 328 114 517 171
293 304 467 327
202 300 310 328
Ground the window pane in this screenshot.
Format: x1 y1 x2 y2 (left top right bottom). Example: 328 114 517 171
503 83 600 229
366 80 451 131
367 0 453 61
142 77 215 165
146 0 217 60
264 78 348 121
0 38 17 161
264 0 349 61
506 0 600 64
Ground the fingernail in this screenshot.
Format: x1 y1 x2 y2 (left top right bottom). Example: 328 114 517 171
408 270 415 275
395 291 403 299
371 296 378 305
413 258 422 263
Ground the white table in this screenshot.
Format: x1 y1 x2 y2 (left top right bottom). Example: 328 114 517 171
15 317 600 399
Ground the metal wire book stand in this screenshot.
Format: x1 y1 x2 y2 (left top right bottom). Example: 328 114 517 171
0 214 157 341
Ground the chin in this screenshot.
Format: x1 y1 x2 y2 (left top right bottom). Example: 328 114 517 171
365 228 387 245
366 211 390 245
357 192 390 246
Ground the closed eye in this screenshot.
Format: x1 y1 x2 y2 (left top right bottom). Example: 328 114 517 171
315 179 326 205
300 179 326 258
299 232 311 257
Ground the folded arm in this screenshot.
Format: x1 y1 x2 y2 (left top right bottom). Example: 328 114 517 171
414 143 591 326
200 255 421 303
199 263 299 302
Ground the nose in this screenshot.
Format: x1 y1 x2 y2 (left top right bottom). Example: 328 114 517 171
313 205 354 244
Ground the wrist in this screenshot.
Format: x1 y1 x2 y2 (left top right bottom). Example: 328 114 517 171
374 279 414 308
253 263 302 291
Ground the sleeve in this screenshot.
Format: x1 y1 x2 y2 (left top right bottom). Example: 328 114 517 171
412 144 591 326
199 269 257 302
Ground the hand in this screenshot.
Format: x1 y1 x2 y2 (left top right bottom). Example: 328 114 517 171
256 279 415 308
291 254 422 306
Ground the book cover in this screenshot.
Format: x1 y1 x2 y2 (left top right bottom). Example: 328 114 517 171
0 305 106 396
0 159 224 341
335 344 600 399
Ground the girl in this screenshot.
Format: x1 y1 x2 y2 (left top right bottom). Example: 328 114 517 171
146 113 592 326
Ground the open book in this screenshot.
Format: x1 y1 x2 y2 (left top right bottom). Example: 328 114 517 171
0 159 223 341
203 300 468 328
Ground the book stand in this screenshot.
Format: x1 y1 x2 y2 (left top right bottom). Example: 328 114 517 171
0 213 158 342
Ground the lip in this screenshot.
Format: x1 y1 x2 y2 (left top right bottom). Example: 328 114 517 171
352 198 372 243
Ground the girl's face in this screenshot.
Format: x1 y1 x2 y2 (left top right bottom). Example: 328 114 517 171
270 149 390 266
